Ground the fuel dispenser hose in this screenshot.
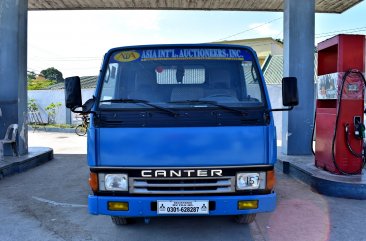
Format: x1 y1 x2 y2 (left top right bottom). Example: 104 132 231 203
312 69 366 175
311 110 316 156
344 124 363 158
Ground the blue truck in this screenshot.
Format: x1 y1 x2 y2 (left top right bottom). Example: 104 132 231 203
65 44 298 225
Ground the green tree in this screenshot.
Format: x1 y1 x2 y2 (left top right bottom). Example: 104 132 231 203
28 98 39 112
40 67 64 83
275 38 283 44
27 79 56 90
45 102 62 124
27 71 36 81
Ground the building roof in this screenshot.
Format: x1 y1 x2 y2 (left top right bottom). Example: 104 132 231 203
28 0 362 13
262 54 319 84
263 55 283 84
216 38 284 63
46 76 98 90
218 38 283 47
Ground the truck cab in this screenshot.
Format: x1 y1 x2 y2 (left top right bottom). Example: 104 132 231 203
65 44 298 224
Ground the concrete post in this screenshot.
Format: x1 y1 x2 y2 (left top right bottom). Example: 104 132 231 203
282 0 315 155
0 0 28 155
66 108 72 125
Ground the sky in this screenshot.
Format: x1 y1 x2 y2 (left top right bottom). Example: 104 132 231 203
27 1 366 78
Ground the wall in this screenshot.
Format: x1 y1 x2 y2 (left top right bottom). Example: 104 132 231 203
28 89 95 125
270 42 284 56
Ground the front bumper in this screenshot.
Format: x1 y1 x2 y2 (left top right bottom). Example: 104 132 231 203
88 193 276 217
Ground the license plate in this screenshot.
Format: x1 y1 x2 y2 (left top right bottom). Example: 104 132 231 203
157 200 209 215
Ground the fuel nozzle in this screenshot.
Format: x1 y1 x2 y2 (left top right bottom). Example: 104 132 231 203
353 116 365 140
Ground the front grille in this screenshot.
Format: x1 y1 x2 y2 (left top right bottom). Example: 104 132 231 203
129 177 235 194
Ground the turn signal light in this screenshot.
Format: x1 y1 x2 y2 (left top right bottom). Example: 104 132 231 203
108 202 129 211
238 200 258 210
266 170 276 191
89 172 98 192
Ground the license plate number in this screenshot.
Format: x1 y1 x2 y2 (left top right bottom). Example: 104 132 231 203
240 173 261 189
157 200 209 215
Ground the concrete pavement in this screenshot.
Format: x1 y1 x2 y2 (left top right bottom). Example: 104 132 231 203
0 131 365 241
28 131 87 154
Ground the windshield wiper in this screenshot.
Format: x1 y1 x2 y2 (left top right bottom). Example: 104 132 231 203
100 98 179 117
168 100 248 116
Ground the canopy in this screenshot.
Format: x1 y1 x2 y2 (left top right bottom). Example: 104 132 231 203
28 0 362 13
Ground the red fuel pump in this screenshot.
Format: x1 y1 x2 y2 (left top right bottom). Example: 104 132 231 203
314 34 366 175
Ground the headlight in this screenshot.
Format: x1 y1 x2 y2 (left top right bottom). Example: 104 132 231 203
99 174 128 191
236 172 266 190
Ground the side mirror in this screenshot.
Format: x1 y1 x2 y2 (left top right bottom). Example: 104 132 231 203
65 76 95 113
65 76 82 110
282 77 299 107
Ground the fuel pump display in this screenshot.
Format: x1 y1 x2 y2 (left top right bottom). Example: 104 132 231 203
315 34 366 175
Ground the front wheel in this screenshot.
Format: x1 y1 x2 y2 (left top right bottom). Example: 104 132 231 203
111 216 131 225
75 124 87 136
234 214 256 224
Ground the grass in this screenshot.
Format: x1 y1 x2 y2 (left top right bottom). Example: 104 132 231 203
29 123 77 129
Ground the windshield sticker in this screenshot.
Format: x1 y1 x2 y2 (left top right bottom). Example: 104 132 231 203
112 48 252 62
140 49 247 61
114 50 140 62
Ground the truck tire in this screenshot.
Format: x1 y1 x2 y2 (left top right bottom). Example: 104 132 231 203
234 214 256 224
111 216 130 225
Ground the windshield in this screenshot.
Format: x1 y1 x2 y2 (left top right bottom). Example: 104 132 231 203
99 47 265 110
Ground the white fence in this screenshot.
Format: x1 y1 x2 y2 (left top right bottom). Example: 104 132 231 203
28 89 95 125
